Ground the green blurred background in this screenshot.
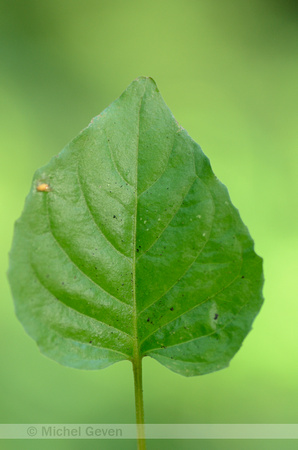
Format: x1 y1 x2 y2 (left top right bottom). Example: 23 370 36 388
1 1 297 449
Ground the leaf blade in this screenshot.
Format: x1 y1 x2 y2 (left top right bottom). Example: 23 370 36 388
8 77 264 375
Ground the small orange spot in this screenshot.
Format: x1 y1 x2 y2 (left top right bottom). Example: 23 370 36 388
36 183 50 192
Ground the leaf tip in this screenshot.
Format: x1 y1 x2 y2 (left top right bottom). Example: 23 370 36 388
134 76 159 91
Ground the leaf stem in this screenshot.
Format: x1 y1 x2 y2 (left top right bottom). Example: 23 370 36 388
132 357 146 449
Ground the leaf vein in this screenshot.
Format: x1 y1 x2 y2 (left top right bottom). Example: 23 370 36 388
138 221 212 317
145 276 246 353
76 163 132 262
45 196 131 309
104 128 134 188
137 174 198 260
132 81 147 361
137 133 177 198
50 327 131 360
141 270 242 349
32 266 133 340
138 177 216 315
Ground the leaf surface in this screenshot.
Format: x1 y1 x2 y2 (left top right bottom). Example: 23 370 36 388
8 77 264 376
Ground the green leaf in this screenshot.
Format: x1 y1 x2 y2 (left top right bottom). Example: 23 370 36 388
8 77 264 376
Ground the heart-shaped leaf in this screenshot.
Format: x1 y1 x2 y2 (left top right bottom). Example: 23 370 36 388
8 77 264 377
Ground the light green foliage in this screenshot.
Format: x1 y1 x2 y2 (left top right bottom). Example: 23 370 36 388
8 77 264 376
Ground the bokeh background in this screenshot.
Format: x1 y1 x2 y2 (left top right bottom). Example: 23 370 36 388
1 1 297 449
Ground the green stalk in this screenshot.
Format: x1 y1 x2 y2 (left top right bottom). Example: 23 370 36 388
132 357 146 449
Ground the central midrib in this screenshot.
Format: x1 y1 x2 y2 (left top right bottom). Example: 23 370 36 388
132 83 147 364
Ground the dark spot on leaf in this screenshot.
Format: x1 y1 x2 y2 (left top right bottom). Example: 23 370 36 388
113 215 117 218
136 249 139 253
147 318 150 322
61 282 64 285
170 307 174 311
214 313 218 320
121 283 124 286
89 340 92 344
241 275 245 279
